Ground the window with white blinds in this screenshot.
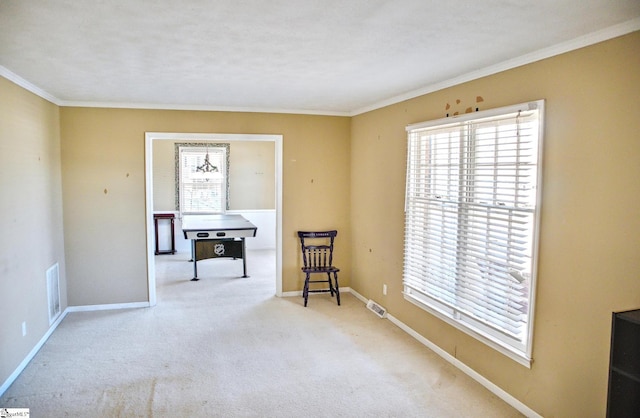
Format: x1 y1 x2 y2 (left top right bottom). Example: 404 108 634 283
178 146 227 214
403 100 544 366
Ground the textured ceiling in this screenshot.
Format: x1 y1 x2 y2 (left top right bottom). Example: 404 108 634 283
1 0 639 115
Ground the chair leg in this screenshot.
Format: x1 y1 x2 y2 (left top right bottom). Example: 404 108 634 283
333 272 340 306
327 273 334 296
303 274 310 307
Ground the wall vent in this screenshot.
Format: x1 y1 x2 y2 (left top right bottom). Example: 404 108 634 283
47 263 61 325
366 299 387 318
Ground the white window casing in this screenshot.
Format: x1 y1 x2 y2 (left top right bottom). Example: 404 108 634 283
403 100 544 367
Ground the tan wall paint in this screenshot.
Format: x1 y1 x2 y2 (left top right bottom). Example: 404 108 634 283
350 32 640 416
227 141 275 210
151 139 175 211
60 108 351 305
0 77 66 383
152 140 275 211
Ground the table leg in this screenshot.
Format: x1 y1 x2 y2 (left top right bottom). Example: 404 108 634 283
241 237 249 278
154 217 160 255
191 240 199 281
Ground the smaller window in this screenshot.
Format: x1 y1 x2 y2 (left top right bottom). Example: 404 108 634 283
176 144 229 214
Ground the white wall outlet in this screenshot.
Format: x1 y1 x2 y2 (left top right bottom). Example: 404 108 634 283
22 321 27 337
383 284 387 295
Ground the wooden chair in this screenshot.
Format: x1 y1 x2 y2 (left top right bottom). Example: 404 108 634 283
297 230 340 307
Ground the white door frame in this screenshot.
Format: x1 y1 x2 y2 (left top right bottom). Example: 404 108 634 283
144 132 283 306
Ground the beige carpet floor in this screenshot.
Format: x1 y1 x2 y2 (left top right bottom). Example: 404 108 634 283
1 249 523 417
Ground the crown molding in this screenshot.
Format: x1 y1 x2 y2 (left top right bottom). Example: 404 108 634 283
0 66 61 105
350 17 640 116
59 100 350 117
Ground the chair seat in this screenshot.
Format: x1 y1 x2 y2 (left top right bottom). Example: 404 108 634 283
301 266 340 273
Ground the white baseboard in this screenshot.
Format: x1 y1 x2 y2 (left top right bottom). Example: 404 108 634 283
66 301 150 312
0 308 68 397
349 288 368 304
0 301 150 397
347 289 541 418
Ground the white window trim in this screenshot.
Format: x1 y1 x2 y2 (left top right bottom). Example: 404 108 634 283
176 143 229 214
403 100 545 368
175 143 230 214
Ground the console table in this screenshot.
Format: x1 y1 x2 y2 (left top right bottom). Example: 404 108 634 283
154 213 176 255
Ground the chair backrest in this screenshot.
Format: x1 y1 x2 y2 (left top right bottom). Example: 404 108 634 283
297 230 338 269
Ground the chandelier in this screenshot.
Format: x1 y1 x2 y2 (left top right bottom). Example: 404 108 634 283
194 150 222 180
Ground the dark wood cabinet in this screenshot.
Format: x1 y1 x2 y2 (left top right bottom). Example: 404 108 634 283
607 309 640 418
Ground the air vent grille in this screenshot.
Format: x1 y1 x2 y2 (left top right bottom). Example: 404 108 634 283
366 299 387 318
47 263 61 325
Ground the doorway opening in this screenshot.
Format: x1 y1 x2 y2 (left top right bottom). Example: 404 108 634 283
144 132 283 305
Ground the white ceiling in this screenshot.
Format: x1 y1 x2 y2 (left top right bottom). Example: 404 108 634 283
1 1 639 116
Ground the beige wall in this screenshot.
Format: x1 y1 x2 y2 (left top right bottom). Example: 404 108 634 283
350 31 640 417
152 140 275 211
60 108 351 305
0 77 66 383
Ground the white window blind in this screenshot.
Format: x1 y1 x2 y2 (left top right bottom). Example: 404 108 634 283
179 146 227 214
403 101 544 366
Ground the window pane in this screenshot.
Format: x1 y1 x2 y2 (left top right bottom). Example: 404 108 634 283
179 146 227 213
